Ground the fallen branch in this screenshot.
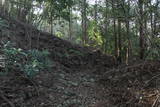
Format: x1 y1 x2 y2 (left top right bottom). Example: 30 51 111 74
152 94 160 107
0 90 15 107
145 74 160 85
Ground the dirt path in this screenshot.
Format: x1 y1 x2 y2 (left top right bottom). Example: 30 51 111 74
0 61 109 107
32 66 108 107
1 60 160 107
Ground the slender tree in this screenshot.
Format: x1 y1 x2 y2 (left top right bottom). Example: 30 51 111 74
68 6 73 41
104 0 108 52
138 0 145 59
125 0 131 64
153 0 159 37
111 0 118 59
117 1 122 63
81 0 88 44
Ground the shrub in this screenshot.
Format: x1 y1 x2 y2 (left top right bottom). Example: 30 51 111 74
3 45 52 77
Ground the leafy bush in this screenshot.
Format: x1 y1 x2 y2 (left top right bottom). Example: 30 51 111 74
3 46 52 77
0 18 8 29
87 21 103 48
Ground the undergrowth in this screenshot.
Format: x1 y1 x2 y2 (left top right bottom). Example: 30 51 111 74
2 42 52 77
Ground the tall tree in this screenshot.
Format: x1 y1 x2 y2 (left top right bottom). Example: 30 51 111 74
111 0 118 59
81 0 88 44
138 0 145 59
125 0 131 64
153 0 159 37
68 6 72 41
104 0 109 52
117 0 122 63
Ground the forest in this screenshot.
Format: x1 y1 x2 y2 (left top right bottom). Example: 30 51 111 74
0 0 160 107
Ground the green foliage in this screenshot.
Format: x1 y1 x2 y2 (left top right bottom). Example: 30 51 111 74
3 0 160 62
146 38 160 59
39 0 74 21
0 18 8 29
87 21 103 48
3 45 52 77
56 31 64 38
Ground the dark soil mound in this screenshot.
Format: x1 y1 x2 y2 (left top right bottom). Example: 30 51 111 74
0 13 115 70
0 13 115 107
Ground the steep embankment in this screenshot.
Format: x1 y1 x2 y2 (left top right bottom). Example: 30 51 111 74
0 14 160 107
0 13 115 70
0 14 115 107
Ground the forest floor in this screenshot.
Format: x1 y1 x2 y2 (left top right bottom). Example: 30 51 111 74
0 14 160 107
0 49 114 107
1 59 160 107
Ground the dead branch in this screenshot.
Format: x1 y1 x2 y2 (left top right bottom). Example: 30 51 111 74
0 90 15 107
145 74 160 85
152 94 160 107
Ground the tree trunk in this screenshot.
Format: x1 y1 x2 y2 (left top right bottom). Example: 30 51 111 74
150 1 154 38
117 1 122 63
138 0 145 59
69 7 72 41
112 0 118 59
94 0 98 24
118 18 122 63
153 0 159 37
50 16 53 34
125 0 131 64
81 0 87 45
104 0 108 53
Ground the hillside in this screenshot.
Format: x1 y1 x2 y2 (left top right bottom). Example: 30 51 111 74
0 13 160 107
